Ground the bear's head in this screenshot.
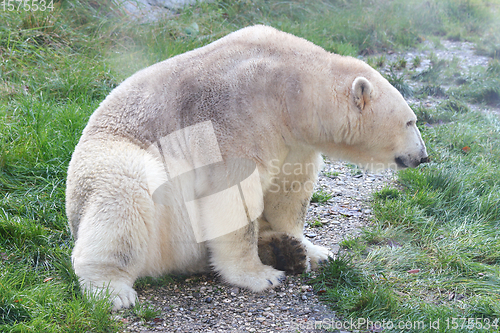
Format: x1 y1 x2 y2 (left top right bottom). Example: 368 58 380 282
317 67 429 172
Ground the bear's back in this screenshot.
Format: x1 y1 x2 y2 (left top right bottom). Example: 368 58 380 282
78 26 330 148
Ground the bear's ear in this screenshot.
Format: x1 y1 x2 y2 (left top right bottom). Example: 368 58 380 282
352 77 374 112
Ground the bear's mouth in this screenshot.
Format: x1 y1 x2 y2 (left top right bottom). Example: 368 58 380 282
395 156 408 169
395 156 430 169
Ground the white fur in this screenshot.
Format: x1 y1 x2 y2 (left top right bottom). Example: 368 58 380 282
66 25 428 310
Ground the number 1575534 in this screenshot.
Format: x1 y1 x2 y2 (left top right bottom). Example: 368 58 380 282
2 0 54 11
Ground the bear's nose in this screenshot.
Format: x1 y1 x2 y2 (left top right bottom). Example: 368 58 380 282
420 156 430 164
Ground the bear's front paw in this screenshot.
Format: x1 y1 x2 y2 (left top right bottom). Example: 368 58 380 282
248 266 287 291
302 240 333 270
221 264 286 292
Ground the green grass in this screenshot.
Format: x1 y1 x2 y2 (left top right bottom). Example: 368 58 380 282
309 219 323 228
1 0 500 331
450 60 500 107
385 70 414 98
132 302 161 322
311 189 333 204
323 170 340 178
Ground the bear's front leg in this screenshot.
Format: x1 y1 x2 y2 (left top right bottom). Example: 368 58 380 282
208 220 286 291
263 150 333 269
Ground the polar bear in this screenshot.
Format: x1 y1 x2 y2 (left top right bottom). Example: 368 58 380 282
66 25 428 310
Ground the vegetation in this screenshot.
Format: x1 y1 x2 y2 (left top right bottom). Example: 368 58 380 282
1 0 499 331
311 189 333 204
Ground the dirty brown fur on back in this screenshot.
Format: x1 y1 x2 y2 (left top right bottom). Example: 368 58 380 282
258 232 308 275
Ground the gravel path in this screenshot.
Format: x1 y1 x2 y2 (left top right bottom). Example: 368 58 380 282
117 39 496 332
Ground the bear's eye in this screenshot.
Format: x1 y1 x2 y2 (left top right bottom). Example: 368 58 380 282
406 120 415 127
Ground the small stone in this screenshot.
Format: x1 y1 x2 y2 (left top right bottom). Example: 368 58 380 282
256 317 266 322
331 189 342 196
229 287 240 295
306 233 317 238
204 297 212 303
301 295 308 300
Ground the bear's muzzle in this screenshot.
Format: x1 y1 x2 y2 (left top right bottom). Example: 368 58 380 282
395 154 429 169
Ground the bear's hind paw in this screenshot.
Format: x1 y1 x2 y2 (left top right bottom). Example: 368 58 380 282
110 284 138 311
82 280 137 311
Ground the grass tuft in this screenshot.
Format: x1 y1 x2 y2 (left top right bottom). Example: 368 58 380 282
385 71 413 97
418 84 447 98
438 98 470 114
311 189 332 204
132 302 161 322
373 187 401 201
